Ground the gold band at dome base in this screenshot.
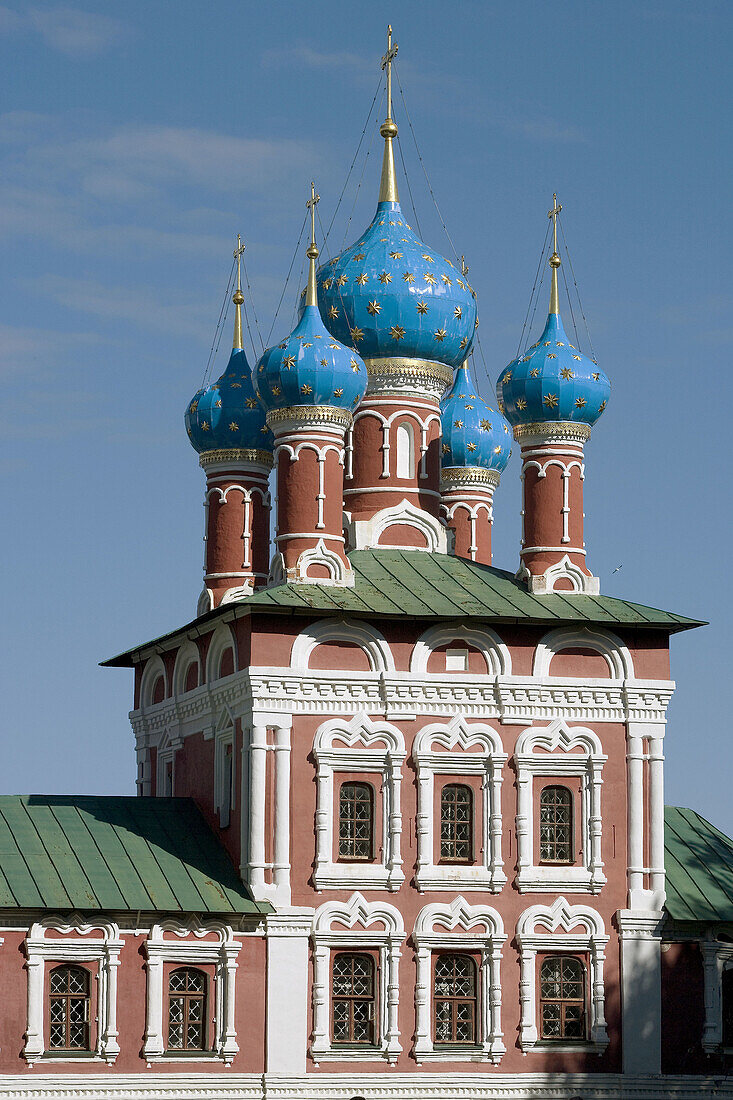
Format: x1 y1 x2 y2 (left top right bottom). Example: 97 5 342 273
441 466 501 488
513 421 592 445
199 449 273 471
266 405 353 430
363 357 453 401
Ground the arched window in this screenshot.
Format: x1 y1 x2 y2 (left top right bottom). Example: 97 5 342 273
338 782 374 861
152 674 165 705
539 956 586 1040
332 953 376 1045
539 785 573 864
433 954 477 1044
168 967 207 1051
49 965 90 1050
395 421 415 479
723 966 733 1047
440 783 473 862
184 661 199 693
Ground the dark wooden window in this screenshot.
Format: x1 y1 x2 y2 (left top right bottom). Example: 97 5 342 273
433 954 477 1044
440 783 473 862
539 785 573 864
539 956 586 1040
168 967 207 1051
723 966 733 1047
338 783 373 860
49 965 91 1050
332 952 376 1045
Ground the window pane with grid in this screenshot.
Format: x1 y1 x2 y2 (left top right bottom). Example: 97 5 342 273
440 784 473 862
49 965 90 1050
167 967 207 1051
540 956 586 1040
338 783 373 860
433 954 477 1044
539 785 573 863
332 952 375 1044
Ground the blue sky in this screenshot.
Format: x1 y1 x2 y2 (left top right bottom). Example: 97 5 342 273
2 1 731 831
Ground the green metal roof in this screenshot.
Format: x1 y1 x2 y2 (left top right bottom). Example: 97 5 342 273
0 796 267 916
664 806 733 923
103 550 703 667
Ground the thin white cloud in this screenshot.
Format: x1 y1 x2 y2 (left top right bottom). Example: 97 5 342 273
0 4 127 56
263 43 373 76
0 322 101 377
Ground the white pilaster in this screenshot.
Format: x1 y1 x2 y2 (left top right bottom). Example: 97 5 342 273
273 724 292 905
617 909 664 1074
266 911 314 1074
143 954 164 1060
248 722 268 897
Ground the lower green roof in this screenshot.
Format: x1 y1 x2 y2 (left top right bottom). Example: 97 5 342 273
103 550 703 667
664 805 733 923
0 796 267 916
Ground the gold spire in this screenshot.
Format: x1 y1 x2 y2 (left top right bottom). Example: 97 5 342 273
378 24 399 203
548 193 562 315
305 181 320 308
232 234 245 350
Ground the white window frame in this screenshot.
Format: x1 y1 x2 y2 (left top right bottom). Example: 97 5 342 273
311 892 403 1063
142 917 240 1064
395 420 415 479
313 713 405 891
516 896 609 1053
514 719 607 893
701 937 733 1052
413 897 506 1063
414 715 507 892
24 913 121 1065
213 707 236 829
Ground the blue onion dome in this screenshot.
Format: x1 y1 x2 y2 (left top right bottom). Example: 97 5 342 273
185 264 273 454
442 362 512 471
254 188 367 414
314 106 476 367
497 232 610 429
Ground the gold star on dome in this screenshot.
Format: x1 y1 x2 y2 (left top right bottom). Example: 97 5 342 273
569 344 576 349
434 328 447 341
575 397 587 408
246 397 258 409
544 393 559 409
228 421 239 431
592 372 601 381
424 272 437 285
380 238 388 242
390 325 406 340
498 400 505 413
356 273 369 285
389 220 396 225
282 355 296 369
598 400 607 412
494 445 502 454
271 386 281 396
480 419 492 432
231 382 242 388
322 278 333 290
442 443 450 454
329 343 340 348
329 306 339 319
503 371 512 383
560 367 574 379
572 355 582 360
454 419 464 428
314 334 322 339
466 442 477 452
334 388 344 397
260 425 269 434
189 401 198 413
336 275 348 287
389 250 403 259
258 364 264 373
214 399 222 408
454 306 463 319
301 384 313 396
367 300 382 315
475 318 479 328
350 327 364 342
516 398 528 410
422 254 434 262
350 358 360 372
544 342 551 346
403 272 415 283
201 421 210 431
547 353 557 359
416 301 428 315
503 424 510 434
329 258 338 266
521 356 530 363
464 403 474 410
278 343 287 349
459 337 468 348
320 358 328 366
457 278 465 290
530 368 540 378
353 253 365 261
442 274 452 286
379 271 392 284
400 238 409 242
302 343 313 349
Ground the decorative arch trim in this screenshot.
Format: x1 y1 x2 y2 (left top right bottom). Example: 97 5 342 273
205 623 238 683
172 639 202 697
348 498 449 554
411 623 511 677
290 619 395 674
533 625 634 680
140 654 167 711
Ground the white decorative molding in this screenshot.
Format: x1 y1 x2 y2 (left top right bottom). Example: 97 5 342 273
514 720 607 893
244 714 293 906
311 892 403 1064
24 914 122 1066
213 706 235 829
413 716 507 892
347 498 449 553
413 898 506 1063
533 626 634 680
139 654 167 713
197 587 214 617
289 619 395 674
520 554 600 595
411 623 511 678
172 638 201 698
516 897 610 1053
700 936 733 1053
205 623 238 683
313 712 405 891
220 581 254 604
142 917 241 1064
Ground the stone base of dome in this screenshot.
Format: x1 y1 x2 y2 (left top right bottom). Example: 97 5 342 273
363 357 453 402
441 466 501 492
199 448 273 474
265 405 353 430
512 421 592 445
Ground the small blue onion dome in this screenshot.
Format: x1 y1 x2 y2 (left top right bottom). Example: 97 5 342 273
441 362 512 471
185 347 273 454
316 199 476 368
497 310 610 428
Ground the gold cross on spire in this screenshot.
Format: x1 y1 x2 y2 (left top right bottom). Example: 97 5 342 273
232 233 245 350
547 193 562 314
381 24 398 121
461 255 469 277
548 193 562 255
305 181 320 308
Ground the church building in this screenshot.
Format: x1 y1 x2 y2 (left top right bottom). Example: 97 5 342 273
1 28 732 1100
